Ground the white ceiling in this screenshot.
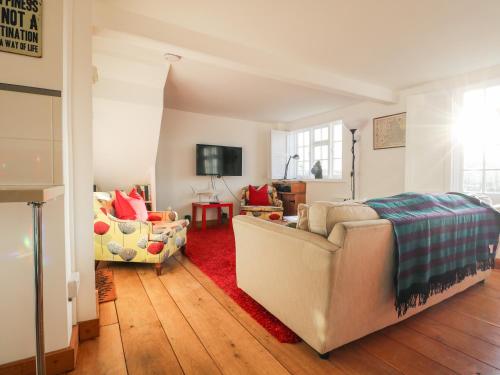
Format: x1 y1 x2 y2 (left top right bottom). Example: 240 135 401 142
164 59 358 123
101 0 500 90
94 0 500 122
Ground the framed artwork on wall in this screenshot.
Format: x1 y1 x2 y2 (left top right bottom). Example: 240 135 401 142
373 112 406 149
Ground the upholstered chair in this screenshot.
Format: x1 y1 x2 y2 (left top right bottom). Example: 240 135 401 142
239 185 284 220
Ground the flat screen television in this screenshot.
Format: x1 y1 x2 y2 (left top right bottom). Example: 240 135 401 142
196 144 242 176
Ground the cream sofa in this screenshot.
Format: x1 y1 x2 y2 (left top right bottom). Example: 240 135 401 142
233 201 490 357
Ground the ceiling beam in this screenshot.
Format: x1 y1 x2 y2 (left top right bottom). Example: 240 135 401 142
93 2 397 104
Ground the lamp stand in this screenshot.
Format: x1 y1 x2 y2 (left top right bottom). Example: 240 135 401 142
350 129 357 200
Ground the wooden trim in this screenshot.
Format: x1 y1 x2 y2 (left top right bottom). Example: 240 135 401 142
0 83 61 97
78 318 100 342
0 325 78 375
495 257 500 269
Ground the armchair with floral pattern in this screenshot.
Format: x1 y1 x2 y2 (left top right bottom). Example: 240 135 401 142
239 185 283 221
93 192 188 275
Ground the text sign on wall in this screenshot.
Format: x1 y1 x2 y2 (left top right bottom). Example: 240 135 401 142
0 0 42 57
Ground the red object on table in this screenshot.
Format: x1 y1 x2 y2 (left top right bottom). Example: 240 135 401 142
192 202 234 230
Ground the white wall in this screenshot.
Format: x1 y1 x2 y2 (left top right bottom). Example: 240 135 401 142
0 0 62 90
92 49 169 192
0 0 75 364
155 109 273 219
286 99 406 201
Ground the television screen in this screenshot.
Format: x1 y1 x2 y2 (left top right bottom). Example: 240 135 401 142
196 144 242 176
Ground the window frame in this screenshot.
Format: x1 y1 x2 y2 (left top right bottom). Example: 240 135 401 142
452 85 500 203
289 121 343 180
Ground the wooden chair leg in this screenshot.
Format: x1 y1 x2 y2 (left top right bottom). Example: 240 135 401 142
318 351 331 360
180 245 186 254
154 263 163 276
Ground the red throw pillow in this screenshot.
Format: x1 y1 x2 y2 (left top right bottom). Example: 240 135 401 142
147 213 162 222
113 190 136 220
128 188 142 200
128 188 148 222
248 184 270 206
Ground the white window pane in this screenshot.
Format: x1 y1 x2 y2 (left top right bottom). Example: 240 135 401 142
303 131 310 145
314 128 322 141
333 142 342 158
333 159 342 174
463 144 483 170
463 171 482 192
322 160 328 174
333 124 342 140
322 127 328 141
321 145 328 159
485 145 500 169
298 133 303 146
485 171 500 193
314 146 321 160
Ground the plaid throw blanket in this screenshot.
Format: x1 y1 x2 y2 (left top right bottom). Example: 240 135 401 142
365 193 500 316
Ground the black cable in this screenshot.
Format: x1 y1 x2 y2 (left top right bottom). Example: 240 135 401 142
218 176 240 201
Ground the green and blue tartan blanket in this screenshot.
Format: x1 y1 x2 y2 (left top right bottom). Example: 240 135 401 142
365 193 500 316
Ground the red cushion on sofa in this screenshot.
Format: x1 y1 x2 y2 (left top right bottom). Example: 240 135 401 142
127 188 148 221
248 184 270 206
113 190 136 220
128 188 142 200
148 213 162 222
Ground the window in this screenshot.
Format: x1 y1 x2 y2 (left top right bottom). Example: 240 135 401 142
454 85 500 199
288 121 343 179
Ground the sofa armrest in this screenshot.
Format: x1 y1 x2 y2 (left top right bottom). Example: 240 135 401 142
233 215 339 352
328 219 392 247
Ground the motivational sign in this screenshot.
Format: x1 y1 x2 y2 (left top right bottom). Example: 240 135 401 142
0 0 42 57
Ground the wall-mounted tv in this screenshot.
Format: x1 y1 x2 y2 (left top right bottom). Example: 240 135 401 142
196 144 242 176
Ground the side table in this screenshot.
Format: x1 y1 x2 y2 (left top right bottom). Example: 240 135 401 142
192 202 234 230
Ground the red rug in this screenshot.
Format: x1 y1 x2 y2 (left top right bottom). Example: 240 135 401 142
186 226 301 343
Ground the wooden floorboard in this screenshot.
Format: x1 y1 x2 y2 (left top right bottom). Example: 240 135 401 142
159 258 291 375
137 264 222 375
74 260 500 375
68 324 127 375
99 301 118 326
113 265 184 375
175 254 347 375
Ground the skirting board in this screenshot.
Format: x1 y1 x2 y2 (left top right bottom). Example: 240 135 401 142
0 325 78 375
78 318 100 341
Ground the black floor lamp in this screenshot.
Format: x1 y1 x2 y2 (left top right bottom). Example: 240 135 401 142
350 129 358 200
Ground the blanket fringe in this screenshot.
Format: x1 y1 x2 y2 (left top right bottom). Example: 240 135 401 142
396 257 495 317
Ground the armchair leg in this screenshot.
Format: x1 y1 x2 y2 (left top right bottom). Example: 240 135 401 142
154 263 163 276
318 351 331 360
180 245 186 255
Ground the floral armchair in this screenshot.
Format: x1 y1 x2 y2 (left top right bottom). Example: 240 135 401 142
239 185 284 221
93 192 188 275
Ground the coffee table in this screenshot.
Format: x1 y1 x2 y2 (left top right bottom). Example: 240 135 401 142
192 202 234 230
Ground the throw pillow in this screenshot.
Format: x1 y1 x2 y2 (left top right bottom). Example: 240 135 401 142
113 190 136 220
148 213 162 222
128 188 148 222
248 184 270 206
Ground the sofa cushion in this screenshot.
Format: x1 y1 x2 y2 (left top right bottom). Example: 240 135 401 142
113 190 136 220
307 201 379 237
296 203 310 231
248 184 271 206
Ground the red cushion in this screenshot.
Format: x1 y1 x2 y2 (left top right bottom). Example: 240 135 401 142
148 213 162 222
248 184 270 206
128 188 142 200
113 190 136 220
128 188 148 221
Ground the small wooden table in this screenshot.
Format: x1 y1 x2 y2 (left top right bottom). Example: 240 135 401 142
192 202 234 230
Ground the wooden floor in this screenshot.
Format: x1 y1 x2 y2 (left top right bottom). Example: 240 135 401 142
70 255 500 375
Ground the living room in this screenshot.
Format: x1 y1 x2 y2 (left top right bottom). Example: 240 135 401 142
1 1 500 374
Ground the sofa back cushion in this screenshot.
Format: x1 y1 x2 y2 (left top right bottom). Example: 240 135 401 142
298 201 379 237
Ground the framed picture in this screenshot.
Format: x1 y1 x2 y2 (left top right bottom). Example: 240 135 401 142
373 112 406 149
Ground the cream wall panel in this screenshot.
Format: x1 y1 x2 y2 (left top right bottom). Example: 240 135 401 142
0 139 53 185
0 91 53 140
53 141 63 185
52 97 63 141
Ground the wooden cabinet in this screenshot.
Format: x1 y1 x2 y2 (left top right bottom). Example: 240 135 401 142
272 181 306 216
